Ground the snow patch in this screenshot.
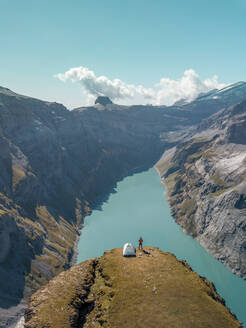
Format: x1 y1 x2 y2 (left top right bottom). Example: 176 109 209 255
15 316 25 328
216 152 246 174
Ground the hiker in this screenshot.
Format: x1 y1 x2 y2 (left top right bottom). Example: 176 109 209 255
139 236 143 249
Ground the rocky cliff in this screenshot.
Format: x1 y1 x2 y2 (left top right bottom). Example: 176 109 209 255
0 88 202 326
1 83 246 326
155 100 246 279
24 247 242 328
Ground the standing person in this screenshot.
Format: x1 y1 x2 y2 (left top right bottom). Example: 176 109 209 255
139 236 143 250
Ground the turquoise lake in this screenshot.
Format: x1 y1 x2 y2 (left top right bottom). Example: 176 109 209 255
77 168 246 325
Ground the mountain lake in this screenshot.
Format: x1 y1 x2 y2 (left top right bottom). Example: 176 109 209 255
77 168 246 325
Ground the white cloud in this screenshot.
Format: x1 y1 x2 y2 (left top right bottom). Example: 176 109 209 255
154 69 226 106
54 66 154 102
55 67 227 106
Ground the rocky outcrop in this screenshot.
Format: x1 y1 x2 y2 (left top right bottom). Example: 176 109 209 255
155 100 246 279
24 247 242 328
95 96 113 106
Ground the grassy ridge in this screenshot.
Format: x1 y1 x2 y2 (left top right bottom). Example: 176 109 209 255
25 247 241 328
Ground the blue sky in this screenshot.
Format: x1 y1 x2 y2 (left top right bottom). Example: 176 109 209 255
1 0 246 108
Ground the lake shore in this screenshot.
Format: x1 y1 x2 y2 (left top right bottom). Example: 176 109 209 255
75 168 246 325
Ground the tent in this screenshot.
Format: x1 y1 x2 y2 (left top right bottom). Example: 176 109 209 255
123 243 136 257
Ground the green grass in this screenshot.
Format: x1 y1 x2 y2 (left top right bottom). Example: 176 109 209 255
187 151 203 163
25 260 96 328
180 198 197 218
210 173 227 187
210 188 230 197
25 248 242 328
12 165 27 190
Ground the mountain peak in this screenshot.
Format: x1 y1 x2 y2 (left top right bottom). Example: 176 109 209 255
95 96 113 106
195 81 246 103
0 86 18 97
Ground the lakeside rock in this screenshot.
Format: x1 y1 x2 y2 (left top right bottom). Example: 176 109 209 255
24 247 242 328
155 100 246 279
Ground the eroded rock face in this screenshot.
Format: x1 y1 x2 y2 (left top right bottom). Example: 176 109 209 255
24 248 241 328
155 101 246 279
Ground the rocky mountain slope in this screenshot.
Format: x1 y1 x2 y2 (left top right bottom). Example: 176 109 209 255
24 247 241 328
155 100 246 279
1 82 246 326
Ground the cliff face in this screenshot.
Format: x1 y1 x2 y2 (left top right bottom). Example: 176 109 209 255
24 247 241 328
0 87 206 326
155 100 246 279
1 84 246 326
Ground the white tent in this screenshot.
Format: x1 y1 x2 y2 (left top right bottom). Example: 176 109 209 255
123 243 136 257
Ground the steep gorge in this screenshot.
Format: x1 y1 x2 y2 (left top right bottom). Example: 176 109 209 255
0 88 189 326
1 83 246 326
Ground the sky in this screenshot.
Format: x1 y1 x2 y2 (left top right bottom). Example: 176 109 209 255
1 0 246 108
